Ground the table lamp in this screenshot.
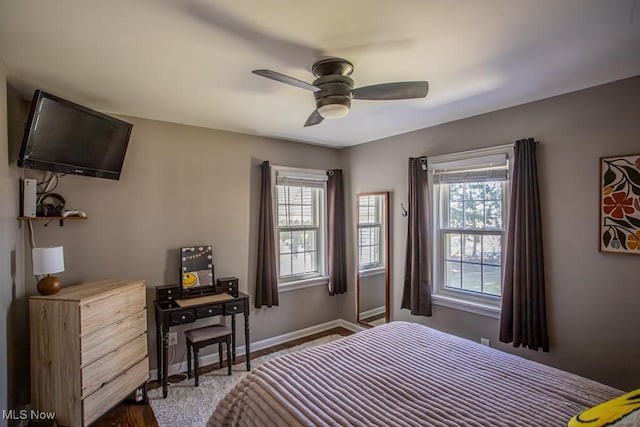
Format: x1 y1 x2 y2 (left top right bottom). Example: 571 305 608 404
32 246 65 295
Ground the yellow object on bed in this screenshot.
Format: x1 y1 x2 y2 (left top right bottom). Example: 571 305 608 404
568 388 640 426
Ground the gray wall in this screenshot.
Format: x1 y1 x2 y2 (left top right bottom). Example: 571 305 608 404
16 116 345 375
0 56 9 427
1 66 29 419
342 75 640 391
3 74 639 413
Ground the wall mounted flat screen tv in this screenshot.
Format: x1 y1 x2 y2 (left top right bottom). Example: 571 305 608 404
17 90 133 180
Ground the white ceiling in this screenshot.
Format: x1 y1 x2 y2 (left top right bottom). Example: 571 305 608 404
1 0 639 148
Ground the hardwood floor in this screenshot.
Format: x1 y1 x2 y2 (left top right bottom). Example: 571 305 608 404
91 327 353 427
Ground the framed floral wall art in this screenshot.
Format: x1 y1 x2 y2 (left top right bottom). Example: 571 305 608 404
600 154 640 254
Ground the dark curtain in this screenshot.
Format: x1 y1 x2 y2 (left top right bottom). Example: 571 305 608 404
327 169 347 295
401 157 432 316
499 138 549 351
255 161 278 308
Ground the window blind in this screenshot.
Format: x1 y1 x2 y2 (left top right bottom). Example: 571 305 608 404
275 168 327 188
430 154 509 184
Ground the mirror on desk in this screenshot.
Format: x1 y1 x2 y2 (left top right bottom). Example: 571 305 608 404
356 192 390 327
180 245 214 298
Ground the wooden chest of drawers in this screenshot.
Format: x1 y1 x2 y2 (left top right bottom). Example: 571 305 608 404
30 279 149 426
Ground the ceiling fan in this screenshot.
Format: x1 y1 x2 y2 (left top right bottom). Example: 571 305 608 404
252 57 429 127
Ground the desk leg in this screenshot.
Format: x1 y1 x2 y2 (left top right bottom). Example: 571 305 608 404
231 314 236 363
162 328 169 398
156 322 162 383
245 311 251 371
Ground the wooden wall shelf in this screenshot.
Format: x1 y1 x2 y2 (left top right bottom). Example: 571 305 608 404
18 216 88 227
18 216 87 220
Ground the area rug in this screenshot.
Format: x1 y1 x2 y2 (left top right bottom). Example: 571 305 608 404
148 334 341 427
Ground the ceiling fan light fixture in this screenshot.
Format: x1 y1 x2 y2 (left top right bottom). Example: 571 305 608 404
318 103 350 119
251 57 428 127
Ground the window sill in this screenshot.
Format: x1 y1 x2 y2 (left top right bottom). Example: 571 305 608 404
278 276 329 292
432 294 501 319
358 266 385 278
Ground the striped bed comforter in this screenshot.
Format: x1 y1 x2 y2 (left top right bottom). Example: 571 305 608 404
208 321 621 426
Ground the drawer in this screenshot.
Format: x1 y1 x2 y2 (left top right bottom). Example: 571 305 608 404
81 333 148 398
83 357 149 426
81 309 147 366
196 305 222 318
217 277 237 286
157 285 179 296
156 285 180 304
224 301 244 315
216 284 238 296
81 283 146 336
216 277 238 297
160 294 176 303
171 309 195 325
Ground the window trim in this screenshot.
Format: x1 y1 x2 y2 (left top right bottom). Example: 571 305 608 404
429 144 513 316
357 194 385 271
278 275 329 292
438 181 507 298
271 166 328 288
276 189 322 281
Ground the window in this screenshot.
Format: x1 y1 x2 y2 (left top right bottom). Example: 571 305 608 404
358 195 384 270
430 147 511 315
273 167 327 285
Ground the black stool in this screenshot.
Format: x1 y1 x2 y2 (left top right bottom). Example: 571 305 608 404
185 324 232 386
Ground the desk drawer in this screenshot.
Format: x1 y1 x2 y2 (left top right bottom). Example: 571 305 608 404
216 277 238 297
196 305 222 319
156 285 180 304
160 294 176 304
170 309 195 325
216 284 238 297
224 301 244 315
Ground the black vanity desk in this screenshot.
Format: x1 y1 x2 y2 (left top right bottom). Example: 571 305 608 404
154 290 251 398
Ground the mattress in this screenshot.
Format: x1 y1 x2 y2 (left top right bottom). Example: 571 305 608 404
209 321 621 426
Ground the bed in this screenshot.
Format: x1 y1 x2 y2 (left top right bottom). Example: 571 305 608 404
208 321 623 426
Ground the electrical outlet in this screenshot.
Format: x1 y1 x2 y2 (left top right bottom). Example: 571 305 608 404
480 338 490 347
168 332 178 346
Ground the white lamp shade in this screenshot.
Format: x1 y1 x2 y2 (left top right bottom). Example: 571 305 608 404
32 246 65 275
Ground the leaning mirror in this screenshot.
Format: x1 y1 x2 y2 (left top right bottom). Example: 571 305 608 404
356 192 389 327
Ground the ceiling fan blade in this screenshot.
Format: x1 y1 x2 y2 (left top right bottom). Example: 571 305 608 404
304 110 324 127
252 70 320 92
352 81 429 100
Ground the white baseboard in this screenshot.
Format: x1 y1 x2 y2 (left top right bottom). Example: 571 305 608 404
337 318 367 332
359 306 385 319
149 318 364 380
